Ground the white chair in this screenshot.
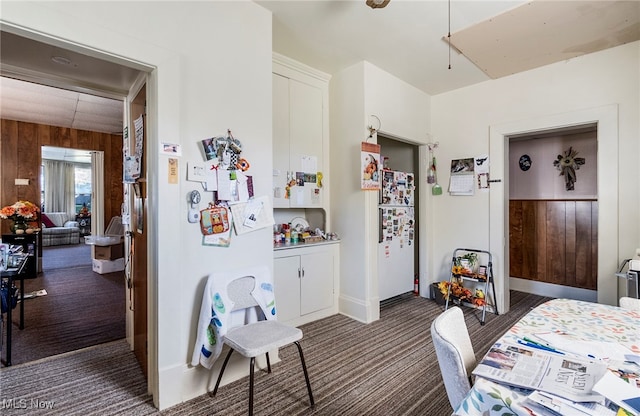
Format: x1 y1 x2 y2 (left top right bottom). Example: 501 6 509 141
211 276 314 416
430 306 476 411
620 296 640 311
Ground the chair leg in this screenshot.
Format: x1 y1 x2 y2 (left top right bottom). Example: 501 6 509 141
265 351 272 373
249 357 255 416
294 341 315 408
211 348 234 397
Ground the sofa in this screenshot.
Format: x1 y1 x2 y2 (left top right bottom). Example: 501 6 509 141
41 212 81 246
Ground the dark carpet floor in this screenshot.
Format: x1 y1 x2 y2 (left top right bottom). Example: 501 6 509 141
2 243 126 366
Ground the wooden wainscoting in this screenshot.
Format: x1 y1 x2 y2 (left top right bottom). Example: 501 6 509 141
510 200 597 290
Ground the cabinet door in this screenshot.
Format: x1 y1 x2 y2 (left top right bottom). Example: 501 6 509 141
272 73 291 208
300 250 333 316
274 255 301 323
288 79 323 208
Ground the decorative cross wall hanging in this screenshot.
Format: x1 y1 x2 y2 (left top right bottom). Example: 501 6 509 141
553 146 585 191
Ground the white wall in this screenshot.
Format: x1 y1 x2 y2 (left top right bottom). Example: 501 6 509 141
1 1 273 410
509 132 598 200
330 62 431 323
431 41 640 310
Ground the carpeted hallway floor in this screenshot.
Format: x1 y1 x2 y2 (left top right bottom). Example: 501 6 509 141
2 242 126 366
42 242 92 270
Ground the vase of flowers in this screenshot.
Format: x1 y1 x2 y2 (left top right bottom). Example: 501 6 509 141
0 200 40 234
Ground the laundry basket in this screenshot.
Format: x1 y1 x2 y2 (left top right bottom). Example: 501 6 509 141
84 216 124 246
105 216 124 237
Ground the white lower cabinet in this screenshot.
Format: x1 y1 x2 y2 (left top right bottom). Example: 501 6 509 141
274 243 339 326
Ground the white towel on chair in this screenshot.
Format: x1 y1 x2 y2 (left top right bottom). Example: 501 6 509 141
191 265 277 369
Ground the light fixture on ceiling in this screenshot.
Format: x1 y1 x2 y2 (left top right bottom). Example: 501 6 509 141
366 0 390 9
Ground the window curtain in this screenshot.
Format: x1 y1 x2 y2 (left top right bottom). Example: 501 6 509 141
43 160 75 214
91 151 105 236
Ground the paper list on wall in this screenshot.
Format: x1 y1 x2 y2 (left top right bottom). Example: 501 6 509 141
300 155 317 173
205 168 218 191
294 187 305 205
217 171 233 200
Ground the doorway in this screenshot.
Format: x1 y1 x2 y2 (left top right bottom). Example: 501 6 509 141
489 105 619 311
377 134 420 301
508 126 598 300
1 30 149 369
40 145 95 272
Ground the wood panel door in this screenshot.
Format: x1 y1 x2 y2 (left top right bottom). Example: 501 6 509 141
130 84 148 377
509 200 597 290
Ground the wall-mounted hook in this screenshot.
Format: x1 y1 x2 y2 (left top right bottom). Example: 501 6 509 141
367 115 381 139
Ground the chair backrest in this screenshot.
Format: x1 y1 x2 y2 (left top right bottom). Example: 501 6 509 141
227 276 258 311
619 296 640 311
430 306 476 411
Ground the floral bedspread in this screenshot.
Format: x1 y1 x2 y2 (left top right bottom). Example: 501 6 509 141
453 298 640 416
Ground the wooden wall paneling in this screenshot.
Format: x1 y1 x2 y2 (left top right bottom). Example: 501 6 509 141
535 200 547 282
106 132 124 225
509 199 597 290
521 201 537 280
574 201 593 289
38 124 51 147
1 119 123 235
51 126 71 149
1 120 19 234
76 129 93 152
509 200 523 278
564 201 577 287
546 201 566 285
17 122 39 206
591 202 598 288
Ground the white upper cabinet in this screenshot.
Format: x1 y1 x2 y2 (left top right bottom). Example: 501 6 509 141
272 55 329 209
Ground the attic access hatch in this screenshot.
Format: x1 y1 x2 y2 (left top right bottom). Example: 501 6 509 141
449 1 640 79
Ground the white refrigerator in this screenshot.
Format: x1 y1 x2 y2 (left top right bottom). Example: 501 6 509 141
378 170 416 300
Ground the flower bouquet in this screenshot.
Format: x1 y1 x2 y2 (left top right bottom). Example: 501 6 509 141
434 279 486 308
0 200 40 234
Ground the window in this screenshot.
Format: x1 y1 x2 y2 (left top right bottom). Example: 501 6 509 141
40 162 92 214
75 164 92 214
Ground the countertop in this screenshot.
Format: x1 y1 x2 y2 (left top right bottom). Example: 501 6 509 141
274 239 340 251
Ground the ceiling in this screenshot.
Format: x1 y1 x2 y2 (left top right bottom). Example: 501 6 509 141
1 1 638 133
258 0 639 94
0 30 141 135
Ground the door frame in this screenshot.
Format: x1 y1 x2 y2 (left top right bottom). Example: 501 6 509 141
489 105 619 313
2 22 157 396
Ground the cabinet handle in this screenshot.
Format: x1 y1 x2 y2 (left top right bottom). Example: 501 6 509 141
298 267 301 278
301 267 305 277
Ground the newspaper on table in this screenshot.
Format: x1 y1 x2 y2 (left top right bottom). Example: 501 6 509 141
472 341 608 403
592 360 640 416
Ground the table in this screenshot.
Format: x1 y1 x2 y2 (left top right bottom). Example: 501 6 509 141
453 298 640 416
1 253 29 367
1 234 38 330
